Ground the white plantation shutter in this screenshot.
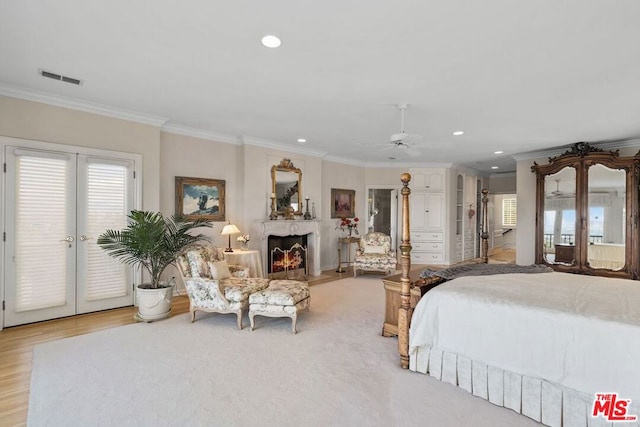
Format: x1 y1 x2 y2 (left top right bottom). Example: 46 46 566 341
502 198 517 227
14 153 70 312
84 160 130 301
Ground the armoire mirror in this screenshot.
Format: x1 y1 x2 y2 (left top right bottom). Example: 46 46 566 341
532 142 640 280
271 159 302 216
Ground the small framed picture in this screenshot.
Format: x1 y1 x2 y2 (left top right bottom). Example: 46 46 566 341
175 177 226 221
331 188 355 218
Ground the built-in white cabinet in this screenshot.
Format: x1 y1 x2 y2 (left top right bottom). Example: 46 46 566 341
411 169 445 191
409 167 479 266
410 192 444 232
409 168 446 264
411 231 444 264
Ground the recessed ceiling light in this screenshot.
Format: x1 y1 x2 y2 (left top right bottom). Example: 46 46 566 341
261 35 282 48
453 131 464 136
491 166 499 170
494 150 504 154
297 138 306 143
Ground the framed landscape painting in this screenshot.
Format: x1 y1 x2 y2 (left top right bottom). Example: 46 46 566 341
175 177 226 221
331 188 355 218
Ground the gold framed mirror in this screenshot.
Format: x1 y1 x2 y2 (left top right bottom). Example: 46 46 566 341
271 159 302 216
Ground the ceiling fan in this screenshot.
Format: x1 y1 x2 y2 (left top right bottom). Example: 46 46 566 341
364 103 445 158
548 179 575 198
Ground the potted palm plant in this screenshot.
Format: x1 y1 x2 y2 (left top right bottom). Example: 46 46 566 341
97 210 212 321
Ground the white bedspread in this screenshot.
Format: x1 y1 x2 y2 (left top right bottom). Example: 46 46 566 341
409 272 640 401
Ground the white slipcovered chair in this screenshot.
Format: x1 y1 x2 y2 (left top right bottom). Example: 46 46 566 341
353 232 397 277
176 244 270 329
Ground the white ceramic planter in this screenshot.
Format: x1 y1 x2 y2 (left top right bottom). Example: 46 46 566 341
135 285 174 322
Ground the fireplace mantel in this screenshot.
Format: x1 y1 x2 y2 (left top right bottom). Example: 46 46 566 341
257 220 321 277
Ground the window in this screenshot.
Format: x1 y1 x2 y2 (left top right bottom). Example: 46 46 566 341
502 198 517 227
589 206 604 243
561 209 576 244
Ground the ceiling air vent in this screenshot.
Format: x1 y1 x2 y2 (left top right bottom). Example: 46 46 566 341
39 69 82 85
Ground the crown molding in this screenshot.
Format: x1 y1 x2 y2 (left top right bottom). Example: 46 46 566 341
161 123 241 145
0 83 168 127
511 148 566 162
596 139 640 151
317 155 456 169
489 171 516 178
512 139 640 162
242 136 328 157
322 154 366 166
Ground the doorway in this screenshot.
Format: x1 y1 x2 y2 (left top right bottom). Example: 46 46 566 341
2 138 141 327
366 187 399 250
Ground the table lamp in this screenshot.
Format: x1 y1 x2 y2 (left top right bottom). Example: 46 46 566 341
221 224 240 252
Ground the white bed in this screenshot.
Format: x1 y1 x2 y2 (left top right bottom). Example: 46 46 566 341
588 243 625 270
409 272 640 427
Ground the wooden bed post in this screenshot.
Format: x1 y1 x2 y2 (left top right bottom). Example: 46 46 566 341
481 189 489 263
398 173 412 369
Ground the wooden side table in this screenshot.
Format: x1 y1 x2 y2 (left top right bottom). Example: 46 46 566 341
336 236 359 273
381 269 444 337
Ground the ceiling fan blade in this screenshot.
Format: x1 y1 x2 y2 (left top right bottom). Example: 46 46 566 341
403 146 421 157
390 132 423 143
373 145 395 154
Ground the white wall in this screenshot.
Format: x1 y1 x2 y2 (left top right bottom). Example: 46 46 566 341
322 160 366 269
515 157 541 265
0 95 488 278
489 172 516 194
160 131 242 241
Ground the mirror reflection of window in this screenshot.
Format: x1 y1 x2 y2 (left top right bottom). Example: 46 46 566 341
543 210 555 250
589 207 604 243
587 164 626 270
543 167 576 265
561 210 576 244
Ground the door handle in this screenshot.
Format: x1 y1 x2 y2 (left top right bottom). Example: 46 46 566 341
59 236 74 242
79 235 91 241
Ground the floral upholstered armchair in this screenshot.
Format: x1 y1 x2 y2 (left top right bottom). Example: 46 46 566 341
353 232 397 277
176 244 270 329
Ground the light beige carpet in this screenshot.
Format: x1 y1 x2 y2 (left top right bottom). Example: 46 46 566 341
28 276 537 427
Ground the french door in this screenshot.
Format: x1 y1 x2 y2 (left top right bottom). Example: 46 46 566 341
3 140 139 327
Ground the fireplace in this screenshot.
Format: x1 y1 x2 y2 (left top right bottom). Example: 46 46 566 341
257 220 321 277
268 235 308 279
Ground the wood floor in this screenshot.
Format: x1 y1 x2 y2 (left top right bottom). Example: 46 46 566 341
0 270 350 426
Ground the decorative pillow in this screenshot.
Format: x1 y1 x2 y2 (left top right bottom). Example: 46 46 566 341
229 265 249 278
208 260 231 280
363 244 387 254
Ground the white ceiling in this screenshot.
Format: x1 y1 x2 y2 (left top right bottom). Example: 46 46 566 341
2 0 640 173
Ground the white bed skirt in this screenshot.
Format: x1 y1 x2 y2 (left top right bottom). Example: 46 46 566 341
410 345 640 427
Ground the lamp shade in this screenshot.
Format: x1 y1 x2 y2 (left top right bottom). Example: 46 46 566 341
221 224 240 252
221 224 240 235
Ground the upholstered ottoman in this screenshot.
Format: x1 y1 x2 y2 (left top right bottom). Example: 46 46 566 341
248 280 310 334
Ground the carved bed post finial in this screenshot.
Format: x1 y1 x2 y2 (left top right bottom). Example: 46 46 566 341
481 189 489 263
398 173 412 369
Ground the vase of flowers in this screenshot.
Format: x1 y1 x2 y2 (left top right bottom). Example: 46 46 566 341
237 233 250 250
337 217 359 237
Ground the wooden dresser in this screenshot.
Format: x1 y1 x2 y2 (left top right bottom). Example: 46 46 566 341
381 269 444 337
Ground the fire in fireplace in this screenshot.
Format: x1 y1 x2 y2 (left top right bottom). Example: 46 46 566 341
268 235 308 279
